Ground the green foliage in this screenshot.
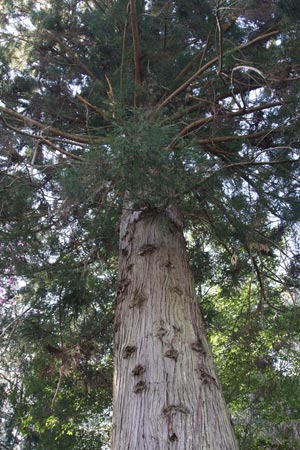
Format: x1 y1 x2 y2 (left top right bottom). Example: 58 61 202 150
107 117 181 206
199 262 300 450
1 0 300 448
0 262 114 449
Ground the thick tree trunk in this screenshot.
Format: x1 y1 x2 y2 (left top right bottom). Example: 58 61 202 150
111 208 239 450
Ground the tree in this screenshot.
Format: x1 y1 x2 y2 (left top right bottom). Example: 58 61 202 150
1 0 300 448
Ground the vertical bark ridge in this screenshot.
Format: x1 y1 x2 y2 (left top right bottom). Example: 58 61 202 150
112 208 239 450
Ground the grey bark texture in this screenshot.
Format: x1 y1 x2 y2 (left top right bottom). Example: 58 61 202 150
111 208 239 450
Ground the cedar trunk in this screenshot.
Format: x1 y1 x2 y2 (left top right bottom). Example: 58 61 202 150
111 208 239 450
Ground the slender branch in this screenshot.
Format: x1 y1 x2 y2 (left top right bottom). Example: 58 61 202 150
120 6 130 102
0 441 15 450
105 75 115 105
1 106 104 145
170 101 282 147
216 0 223 77
76 94 107 119
2 118 83 161
247 250 267 306
161 81 265 125
174 34 211 83
35 137 83 161
153 29 279 116
244 250 285 312
177 154 299 203
216 158 300 170
201 139 299 169
89 0 107 12
0 307 32 338
195 129 277 145
52 366 63 406
172 18 234 85
130 0 142 107
156 33 212 107
0 213 46 222
45 30 99 82
153 56 219 117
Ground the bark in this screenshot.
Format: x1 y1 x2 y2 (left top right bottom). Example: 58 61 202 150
111 207 239 450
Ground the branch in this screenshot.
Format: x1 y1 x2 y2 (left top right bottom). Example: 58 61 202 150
217 158 300 170
153 29 279 116
2 117 83 161
76 94 107 119
45 30 99 82
89 0 107 12
130 0 142 107
153 56 219 117
195 129 277 145
161 81 266 125
1 106 104 145
120 7 130 102
170 101 282 147
174 33 211 83
216 0 224 77
177 154 299 202
52 366 63 406
0 307 32 339
0 441 14 450
246 249 267 308
174 19 235 85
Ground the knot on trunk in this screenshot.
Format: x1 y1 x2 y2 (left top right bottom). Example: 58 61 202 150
130 291 147 308
138 243 157 256
169 432 178 442
122 345 136 359
156 319 168 338
170 286 183 296
165 260 174 269
121 246 129 256
132 364 146 376
164 348 179 361
133 380 147 393
114 318 121 333
156 326 167 338
116 278 131 299
191 340 206 355
163 404 190 416
196 366 218 387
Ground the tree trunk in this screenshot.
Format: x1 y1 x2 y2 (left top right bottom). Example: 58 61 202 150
111 207 239 450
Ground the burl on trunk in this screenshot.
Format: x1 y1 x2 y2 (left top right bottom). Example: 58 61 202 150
111 207 238 450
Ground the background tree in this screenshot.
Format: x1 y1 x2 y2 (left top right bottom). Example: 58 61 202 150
1 0 300 448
